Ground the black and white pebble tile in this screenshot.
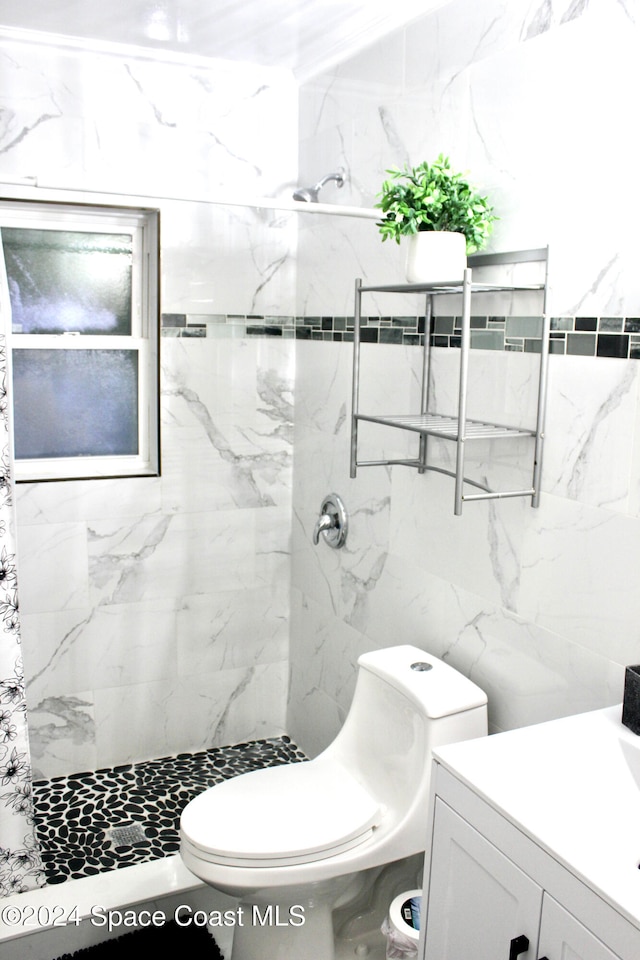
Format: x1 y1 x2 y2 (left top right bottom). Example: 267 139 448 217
33 736 307 885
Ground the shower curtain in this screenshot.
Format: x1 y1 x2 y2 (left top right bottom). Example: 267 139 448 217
0 331 45 895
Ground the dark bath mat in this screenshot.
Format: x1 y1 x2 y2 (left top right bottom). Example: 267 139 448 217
54 918 223 958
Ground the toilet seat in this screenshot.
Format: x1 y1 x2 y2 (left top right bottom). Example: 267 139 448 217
180 756 383 867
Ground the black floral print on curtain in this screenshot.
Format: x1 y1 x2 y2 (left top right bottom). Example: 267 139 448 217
0 336 45 896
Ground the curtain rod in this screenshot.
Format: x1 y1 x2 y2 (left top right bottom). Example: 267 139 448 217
0 178 380 220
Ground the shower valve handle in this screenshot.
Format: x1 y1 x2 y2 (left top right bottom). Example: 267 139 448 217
312 493 348 549
313 513 334 544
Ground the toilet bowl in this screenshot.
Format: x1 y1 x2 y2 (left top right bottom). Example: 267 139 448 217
180 645 487 959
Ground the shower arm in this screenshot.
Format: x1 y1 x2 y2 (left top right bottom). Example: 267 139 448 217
314 171 345 192
293 168 345 203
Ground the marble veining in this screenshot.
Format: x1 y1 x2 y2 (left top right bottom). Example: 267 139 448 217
544 357 639 512
486 498 521 612
28 696 96 780
165 382 283 508
124 64 178 130
88 515 173 605
565 363 637 503
523 0 554 37
378 106 410 167
249 252 291 315
341 549 389 632
27 613 93 690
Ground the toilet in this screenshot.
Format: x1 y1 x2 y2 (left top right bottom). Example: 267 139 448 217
180 645 487 959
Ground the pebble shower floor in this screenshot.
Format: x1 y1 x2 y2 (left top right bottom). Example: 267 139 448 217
33 737 307 885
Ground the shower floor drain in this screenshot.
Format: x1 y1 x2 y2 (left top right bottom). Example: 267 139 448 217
107 824 149 847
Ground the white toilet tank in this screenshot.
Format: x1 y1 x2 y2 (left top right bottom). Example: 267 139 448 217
327 645 487 855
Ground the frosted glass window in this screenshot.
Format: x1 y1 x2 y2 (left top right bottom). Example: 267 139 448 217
13 349 139 459
3 228 133 335
0 199 159 481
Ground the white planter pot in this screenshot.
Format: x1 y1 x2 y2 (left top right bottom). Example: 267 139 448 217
405 231 467 283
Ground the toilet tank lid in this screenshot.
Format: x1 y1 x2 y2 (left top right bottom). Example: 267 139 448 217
358 645 487 718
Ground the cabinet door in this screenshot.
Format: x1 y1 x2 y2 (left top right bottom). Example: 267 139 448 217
538 894 619 960
424 799 542 960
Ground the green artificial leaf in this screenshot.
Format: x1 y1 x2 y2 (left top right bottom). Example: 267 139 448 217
375 156 497 250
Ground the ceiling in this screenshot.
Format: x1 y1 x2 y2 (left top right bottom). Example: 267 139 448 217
0 0 448 81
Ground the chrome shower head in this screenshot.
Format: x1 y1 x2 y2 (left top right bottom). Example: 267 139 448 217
292 186 317 202
293 168 345 203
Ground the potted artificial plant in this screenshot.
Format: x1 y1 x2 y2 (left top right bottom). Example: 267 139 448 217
376 154 497 282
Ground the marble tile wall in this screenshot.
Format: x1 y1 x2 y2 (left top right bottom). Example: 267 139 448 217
3 0 639 780
288 0 640 755
18 336 295 778
295 0 640 317
0 36 299 778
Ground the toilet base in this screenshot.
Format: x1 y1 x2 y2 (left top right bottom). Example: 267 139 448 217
223 910 390 960
335 927 387 960
224 856 423 960
333 855 423 960
229 876 355 960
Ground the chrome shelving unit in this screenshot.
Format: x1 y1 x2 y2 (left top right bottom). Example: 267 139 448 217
349 247 550 515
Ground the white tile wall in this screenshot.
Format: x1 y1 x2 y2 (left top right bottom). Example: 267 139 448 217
289 0 640 751
0 39 298 777
5 0 640 776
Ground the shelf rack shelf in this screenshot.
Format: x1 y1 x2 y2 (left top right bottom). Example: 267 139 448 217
349 247 550 515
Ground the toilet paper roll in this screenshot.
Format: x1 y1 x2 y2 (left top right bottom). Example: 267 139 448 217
388 889 422 942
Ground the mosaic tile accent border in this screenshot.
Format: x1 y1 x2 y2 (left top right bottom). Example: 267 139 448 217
33 736 306 885
161 312 367 341
162 313 640 358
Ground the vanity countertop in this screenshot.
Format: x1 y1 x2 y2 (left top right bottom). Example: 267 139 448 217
432 704 640 930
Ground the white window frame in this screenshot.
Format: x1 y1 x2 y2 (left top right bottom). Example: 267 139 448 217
0 199 160 482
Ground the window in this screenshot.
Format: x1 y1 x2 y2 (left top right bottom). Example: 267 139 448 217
0 200 160 481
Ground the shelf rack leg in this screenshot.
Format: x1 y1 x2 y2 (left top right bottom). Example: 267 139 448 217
350 278 362 478
418 294 434 473
531 316 550 506
454 268 473 515
531 315 550 506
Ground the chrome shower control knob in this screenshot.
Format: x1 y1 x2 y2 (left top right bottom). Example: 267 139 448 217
312 493 348 548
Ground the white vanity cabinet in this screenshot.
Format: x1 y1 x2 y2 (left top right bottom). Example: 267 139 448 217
421 707 640 960
538 895 619 960
425 798 618 960
426 798 543 959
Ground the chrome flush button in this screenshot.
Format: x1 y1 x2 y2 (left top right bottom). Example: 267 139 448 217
410 662 433 672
